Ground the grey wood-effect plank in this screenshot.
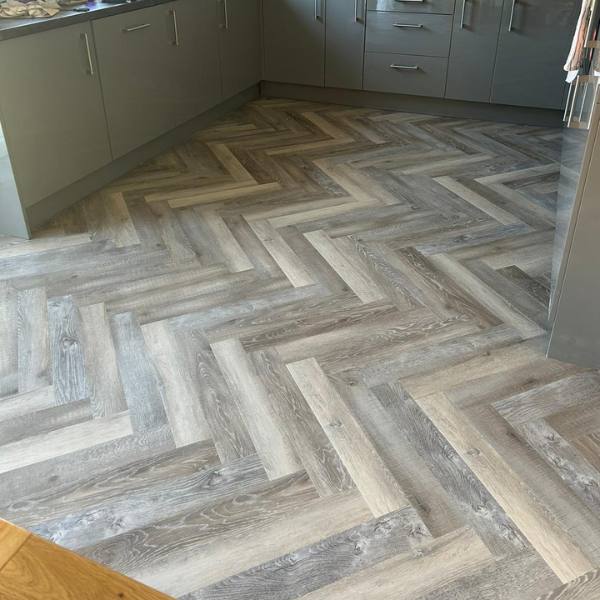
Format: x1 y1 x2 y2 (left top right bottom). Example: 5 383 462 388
184 506 432 600
536 568 600 600
1 438 217 530
79 302 127 418
81 471 318 578
250 348 353 496
110 312 170 433
16 287 49 393
47 295 89 405
177 329 256 464
211 338 301 480
297 527 494 600
32 454 267 550
288 358 410 517
372 382 529 558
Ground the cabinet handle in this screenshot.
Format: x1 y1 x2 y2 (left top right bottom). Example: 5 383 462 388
355 0 366 23
508 0 517 32
221 0 229 30
393 23 424 28
394 0 425 3
123 23 151 33
81 32 94 76
390 64 420 70
460 0 467 29
315 0 323 20
170 8 180 46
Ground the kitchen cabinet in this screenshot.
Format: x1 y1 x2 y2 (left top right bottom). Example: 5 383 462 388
326 0 367 90
445 0 504 103
94 4 178 158
366 12 452 58
219 0 262 99
262 0 326 87
170 0 222 127
491 0 580 109
0 22 111 208
367 0 456 15
364 52 448 97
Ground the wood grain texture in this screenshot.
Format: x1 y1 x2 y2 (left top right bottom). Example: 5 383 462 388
0 98 590 599
0 520 172 600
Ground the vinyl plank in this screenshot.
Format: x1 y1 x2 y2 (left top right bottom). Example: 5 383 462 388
288 358 410 517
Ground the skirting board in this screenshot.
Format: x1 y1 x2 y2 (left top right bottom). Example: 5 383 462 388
260 82 564 128
25 85 260 235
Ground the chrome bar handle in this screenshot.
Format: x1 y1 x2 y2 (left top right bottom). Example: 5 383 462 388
123 23 151 33
315 0 323 20
393 23 424 28
390 64 420 70
460 0 467 29
81 32 94 76
170 8 180 46
223 0 229 30
508 0 516 31
394 0 425 3
355 0 366 23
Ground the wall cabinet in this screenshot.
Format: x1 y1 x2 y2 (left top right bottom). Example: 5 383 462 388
170 0 222 128
0 22 111 208
325 0 366 90
219 0 262 99
263 0 326 87
491 0 580 109
94 5 178 158
446 0 504 103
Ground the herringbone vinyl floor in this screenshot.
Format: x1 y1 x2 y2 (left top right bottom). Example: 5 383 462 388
1 99 599 599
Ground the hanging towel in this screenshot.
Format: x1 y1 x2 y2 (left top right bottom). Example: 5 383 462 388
565 0 596 82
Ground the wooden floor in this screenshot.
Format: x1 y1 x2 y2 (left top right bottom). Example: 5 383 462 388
0 519 172 599
1 98 600 599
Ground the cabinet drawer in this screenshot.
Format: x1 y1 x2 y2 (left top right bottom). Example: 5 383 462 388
367 0 455 15
366 12 451 57
364 52 447 97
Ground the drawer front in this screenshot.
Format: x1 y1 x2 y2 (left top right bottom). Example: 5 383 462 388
364 52 447 97
367 0 455 14
366 12 452 57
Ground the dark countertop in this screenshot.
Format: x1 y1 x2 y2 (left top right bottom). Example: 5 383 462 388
0 0 175 41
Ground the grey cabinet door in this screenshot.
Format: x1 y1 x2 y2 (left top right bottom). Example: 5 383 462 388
326 0 366 90
445 0 503 102
94 4 177 158
0 23 111 208
263 0 326 87
491 0 580 109
219 0 262 99
171 0 222 126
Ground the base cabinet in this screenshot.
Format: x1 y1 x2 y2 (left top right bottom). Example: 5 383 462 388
325 0 366 90
171 0 222 127
445 0 504 103
0 22 111 207
262 0 326 87
94 5 179 159
491 0 580 109
219 0 262 99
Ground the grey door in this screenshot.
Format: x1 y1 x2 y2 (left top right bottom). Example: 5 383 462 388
491 0 580 109
263 0 326 87
0 23 111 208
219 0 262 99
326 0 366 90
170 0 222 126
445 0 503 102
94 4 177 158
